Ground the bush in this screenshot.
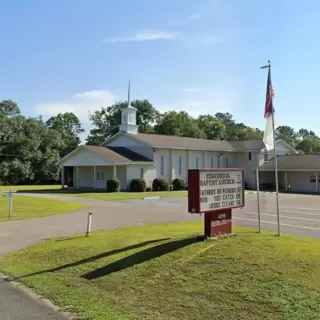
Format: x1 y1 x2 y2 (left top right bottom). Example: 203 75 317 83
146 187 152 192
185 184 188 191
172 178 186 191
130 178 146 192
152 178 169 191
106 179 120 192
169 184 173 191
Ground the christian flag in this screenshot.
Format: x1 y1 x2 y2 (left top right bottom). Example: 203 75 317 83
263 68 276 151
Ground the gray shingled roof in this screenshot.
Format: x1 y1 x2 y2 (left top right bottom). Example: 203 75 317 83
260 155 320 171
106 146 152 162
124 133 265 151
84 146 152 163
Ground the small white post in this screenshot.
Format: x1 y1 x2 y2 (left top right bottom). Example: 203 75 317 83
9 187 12 217
86 211 92 237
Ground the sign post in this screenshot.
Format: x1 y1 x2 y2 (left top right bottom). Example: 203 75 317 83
2 188 13 217
188 169 245 237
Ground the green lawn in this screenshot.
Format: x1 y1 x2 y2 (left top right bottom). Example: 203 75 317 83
75 191 187 201
1 222 320 320
0 195 85 221
0 185 64 192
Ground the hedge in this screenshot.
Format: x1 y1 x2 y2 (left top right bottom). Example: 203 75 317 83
152 178 169 191
106 179 120 192
130 178 146 192
172 178 186 191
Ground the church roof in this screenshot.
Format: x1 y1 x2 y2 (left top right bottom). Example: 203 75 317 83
260 155 320 171
82 146 152 163
123 133 265 151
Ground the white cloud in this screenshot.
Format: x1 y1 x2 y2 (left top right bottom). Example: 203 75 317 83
168 10 207 27
34 90 118 143
103 29 179 43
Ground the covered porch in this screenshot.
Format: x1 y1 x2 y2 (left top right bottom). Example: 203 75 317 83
58 145 154 191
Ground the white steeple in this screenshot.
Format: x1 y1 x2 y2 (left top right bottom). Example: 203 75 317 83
119 80 138 134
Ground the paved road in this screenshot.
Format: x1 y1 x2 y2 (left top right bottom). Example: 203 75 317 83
0 277 69 320
1 191 320 319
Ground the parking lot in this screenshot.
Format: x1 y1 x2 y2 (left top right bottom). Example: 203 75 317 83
126 192 320 238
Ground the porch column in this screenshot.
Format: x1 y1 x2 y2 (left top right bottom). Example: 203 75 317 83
187 150 191 169
93 166 96 190
316 172 318 193
169 149 173 182
285 172 288 191
113 165 117 179
203 151 208 168
76 166 79 188
61 167 65 189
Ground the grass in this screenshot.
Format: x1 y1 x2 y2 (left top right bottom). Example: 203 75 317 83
0 223 320 320
0 195 85 221
75 191 187 201
0 185 64 192
0 185 188 200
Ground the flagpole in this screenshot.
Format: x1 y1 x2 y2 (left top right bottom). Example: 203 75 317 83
261 60 280 236
256 164 261 233
271 105 281 236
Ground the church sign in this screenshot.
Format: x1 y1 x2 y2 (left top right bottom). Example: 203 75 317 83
188 169 245 237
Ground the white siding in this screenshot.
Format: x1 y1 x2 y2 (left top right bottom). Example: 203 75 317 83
290 172 317 193
116 166 127 191
154 149 170 181
127 165 156 189
259 140 297 164
191 151 203 169
105 134 153 160
78 167 94 188
235 152 259 189
62 149 112 166
171 150 188 182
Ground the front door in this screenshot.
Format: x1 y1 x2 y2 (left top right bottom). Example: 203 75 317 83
96 171 105 189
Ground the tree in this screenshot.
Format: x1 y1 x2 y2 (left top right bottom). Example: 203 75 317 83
197 115 225 140
0 100 20 118
46 112 84 156
298 128 317 139
295 138 320 154
0 115 63 185
276 125 298 147
86 100 159 145
154 111 206 138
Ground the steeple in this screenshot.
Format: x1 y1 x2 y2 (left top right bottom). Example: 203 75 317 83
119 80 138 134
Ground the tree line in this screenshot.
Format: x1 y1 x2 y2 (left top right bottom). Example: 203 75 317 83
0 99 318 185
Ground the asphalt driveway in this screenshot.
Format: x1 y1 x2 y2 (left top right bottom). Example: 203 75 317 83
1 191 320 319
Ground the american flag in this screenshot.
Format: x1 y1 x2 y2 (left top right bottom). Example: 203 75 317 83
264 68 275 118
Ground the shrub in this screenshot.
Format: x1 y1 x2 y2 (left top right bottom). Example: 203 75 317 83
185 184 188 191
146 187 152 192
106 179 120 192
152 178 169 191
172 178 186 191
130 178 146 192
169 184 173 191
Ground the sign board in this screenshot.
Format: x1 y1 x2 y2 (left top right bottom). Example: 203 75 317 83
2 193 13 199
188 169 245 214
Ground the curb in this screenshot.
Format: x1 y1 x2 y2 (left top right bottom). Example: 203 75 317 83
0 272 74 319
143 196 160 200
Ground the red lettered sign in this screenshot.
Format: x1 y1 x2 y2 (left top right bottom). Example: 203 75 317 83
188 169 245 214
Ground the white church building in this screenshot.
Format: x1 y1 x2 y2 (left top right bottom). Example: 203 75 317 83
58 96 302 192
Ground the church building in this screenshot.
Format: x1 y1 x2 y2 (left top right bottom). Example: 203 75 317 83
58 86 299 192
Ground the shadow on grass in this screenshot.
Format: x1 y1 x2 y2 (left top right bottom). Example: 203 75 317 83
82 236 203 280
13 238 169 281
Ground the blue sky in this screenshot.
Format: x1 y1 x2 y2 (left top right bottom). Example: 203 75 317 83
1 0 320 140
